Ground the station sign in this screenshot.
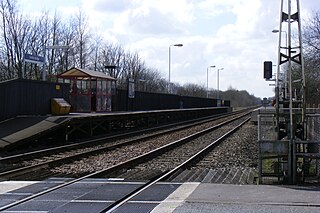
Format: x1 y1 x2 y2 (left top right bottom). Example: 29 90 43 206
24 53 45 64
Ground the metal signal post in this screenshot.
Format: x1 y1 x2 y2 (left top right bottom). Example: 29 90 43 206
260 0 308 185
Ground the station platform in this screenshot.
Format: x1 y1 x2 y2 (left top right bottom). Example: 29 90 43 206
0 112 137 150
0 115 71 149
0 107 230 150
0 112 117 149
0 179 319 212
0 116 76 149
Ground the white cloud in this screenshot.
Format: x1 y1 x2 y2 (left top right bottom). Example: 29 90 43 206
137 0 195 23
109 0 195 36
18 0 319 98
108 0 280 98
197 0 232 17
90 0 134 13
113 7 188 36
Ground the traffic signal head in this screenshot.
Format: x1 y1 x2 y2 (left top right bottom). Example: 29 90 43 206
263 61 272 79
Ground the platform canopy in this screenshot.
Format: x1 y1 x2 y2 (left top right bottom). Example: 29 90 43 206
57 67 116 112
57 67 116 81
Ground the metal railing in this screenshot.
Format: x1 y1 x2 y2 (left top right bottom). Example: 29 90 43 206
257 107 320 184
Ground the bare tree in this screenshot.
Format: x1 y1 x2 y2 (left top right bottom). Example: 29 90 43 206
302 11 320 104
0 0 31 79
89 35 103 71
99 43 126 81
221 87 260 107
0 4 262 107
136 67 166 93
303 11 320 58
47 11 60 76
58 18 77 72
74 10 91 69
176 83 206 97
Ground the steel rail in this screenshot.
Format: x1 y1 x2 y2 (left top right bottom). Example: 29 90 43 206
101 117 251 212
0 112 252 212
0 111 251 179
0 114 218 161
0 109 249 162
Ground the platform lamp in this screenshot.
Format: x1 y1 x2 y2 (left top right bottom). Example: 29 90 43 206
104 65 118 78
207 65 216 98
272 29 288 99
217 68 224 99
168 43 183 93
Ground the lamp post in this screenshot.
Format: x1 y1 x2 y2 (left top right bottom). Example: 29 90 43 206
206 65 216 98
168 43 183 93
217 68 224 99
272 29 287 51
105 65 118 78
43 45 69 80
272 29 288 99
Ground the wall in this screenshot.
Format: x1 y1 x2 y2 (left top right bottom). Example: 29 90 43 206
0 80 230 121
112 89 230 111
0 79 70 121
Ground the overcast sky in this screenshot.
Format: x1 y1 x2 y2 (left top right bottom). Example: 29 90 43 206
19 0 319 98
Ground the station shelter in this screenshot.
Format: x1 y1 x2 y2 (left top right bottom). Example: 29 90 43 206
57 67 116 112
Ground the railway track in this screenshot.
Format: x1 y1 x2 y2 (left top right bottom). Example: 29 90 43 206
101 116 251 213
0 109 251 180
166 121 258 184
101 115 252 181
0 110 254 212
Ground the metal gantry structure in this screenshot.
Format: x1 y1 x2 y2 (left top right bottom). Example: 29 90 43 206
259 0 320 184
276 0 306 184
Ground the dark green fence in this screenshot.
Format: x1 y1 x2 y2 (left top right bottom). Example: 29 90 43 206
112 89 230 111
0 79 70 121
0 80 230 121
